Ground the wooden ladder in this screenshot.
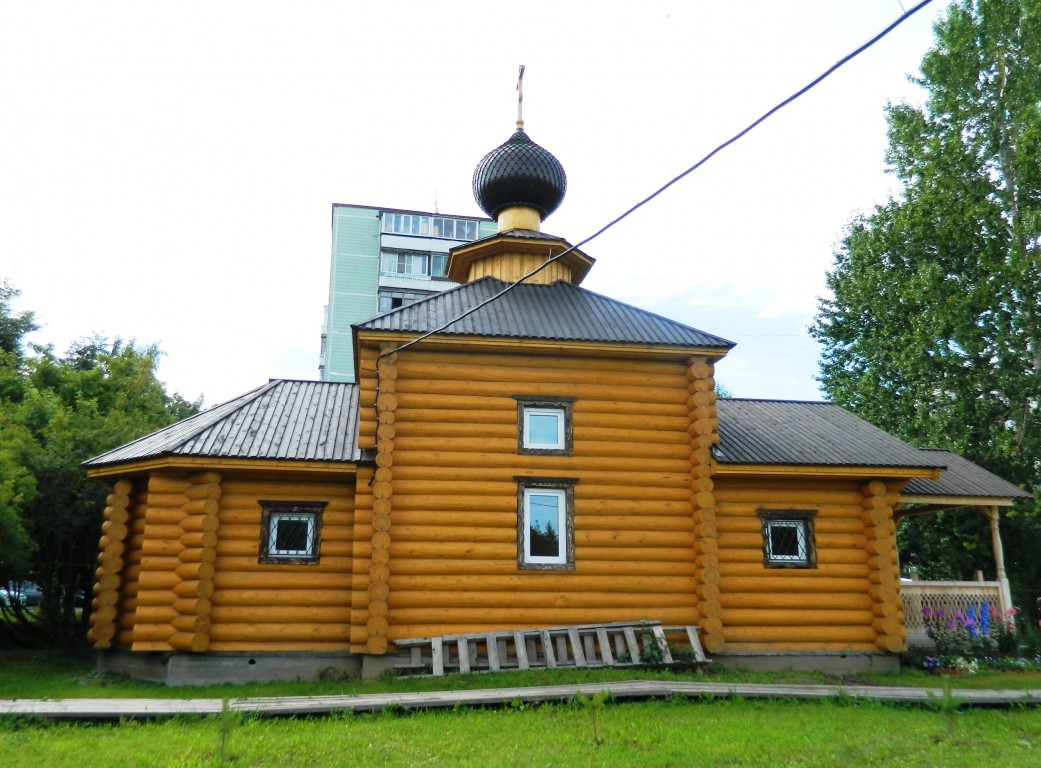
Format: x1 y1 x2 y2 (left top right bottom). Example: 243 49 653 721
394 620 706 677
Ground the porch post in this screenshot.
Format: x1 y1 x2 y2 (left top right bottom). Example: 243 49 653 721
985 505 1013 615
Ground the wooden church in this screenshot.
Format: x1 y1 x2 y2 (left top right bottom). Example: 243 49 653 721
84 116 1028 684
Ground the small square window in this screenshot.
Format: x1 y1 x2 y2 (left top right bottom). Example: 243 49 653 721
758 510 816 568
517 478 577 570
514 396 574 455
259 501 326 564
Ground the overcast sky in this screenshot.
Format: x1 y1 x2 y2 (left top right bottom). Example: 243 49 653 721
1 1 952 407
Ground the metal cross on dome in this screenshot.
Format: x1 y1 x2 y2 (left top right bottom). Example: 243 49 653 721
516 64 525 130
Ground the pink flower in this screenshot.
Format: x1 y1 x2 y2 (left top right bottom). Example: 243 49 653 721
1007 608 1017 616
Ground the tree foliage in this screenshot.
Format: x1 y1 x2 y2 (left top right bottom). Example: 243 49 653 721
811 0 1041 594
0 284 199 646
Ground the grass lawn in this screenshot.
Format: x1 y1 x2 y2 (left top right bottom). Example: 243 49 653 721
2 695 1040 767
3 650 1041 766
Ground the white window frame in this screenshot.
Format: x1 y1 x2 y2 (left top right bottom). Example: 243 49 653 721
523 407 565 451
522 487 567 566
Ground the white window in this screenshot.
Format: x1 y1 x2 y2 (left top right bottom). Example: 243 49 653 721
515 396 574 455
380 251 429 276
759 510 816 568
524 408 565 450
259 502 325 564
517 480 576 570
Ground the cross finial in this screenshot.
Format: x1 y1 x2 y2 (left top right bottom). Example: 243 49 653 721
516 64 525 130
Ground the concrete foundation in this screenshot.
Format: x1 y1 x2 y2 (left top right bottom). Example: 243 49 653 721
711 651 900 675
98 650 387 686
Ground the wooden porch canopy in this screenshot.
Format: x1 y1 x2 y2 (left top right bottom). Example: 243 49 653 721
895 448 1031 613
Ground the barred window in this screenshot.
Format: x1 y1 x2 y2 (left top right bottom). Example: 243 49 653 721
758 510 816 568
259 501 326 564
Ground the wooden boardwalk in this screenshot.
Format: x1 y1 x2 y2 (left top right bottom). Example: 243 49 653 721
3 680 1040 720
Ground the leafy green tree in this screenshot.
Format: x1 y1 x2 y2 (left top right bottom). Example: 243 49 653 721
811 0 1041 603
0 283 200 646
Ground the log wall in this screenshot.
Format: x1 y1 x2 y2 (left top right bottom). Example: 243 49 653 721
208 476 355 652
88 477 135 649
713 476 906 652
352 345 705 651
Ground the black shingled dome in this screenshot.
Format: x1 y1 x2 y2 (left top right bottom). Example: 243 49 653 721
473 129 567 220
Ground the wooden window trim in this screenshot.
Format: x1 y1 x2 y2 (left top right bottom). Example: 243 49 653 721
513 395 575 455
757 509 817 569
515 477 578 571
259 501 327 565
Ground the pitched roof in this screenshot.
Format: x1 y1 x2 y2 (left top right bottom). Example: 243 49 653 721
714 399 943 469
84 380 361 468
354 277 734 349
902 449 1030 501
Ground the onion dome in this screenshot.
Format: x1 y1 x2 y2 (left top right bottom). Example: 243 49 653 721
472 129 567 221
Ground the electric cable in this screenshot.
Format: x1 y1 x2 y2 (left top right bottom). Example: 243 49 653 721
368 0 936 451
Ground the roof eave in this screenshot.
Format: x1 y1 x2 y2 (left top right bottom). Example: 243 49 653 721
86 455 361 479
353 328 730 360
714 463 941 480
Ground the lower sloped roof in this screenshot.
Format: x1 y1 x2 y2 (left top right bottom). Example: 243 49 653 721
714 399 942 469
84 380 361 468
902 449 1030 503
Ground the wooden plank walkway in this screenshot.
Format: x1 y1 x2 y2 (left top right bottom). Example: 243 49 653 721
3 680 1040 720
394 620 706 676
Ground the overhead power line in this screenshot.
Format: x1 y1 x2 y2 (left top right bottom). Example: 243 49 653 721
370 0 936 433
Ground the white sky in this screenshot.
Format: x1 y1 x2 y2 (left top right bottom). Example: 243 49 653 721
0 1 951 407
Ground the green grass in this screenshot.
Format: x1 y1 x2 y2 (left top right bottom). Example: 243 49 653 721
2 696 1040 767
3 649 1041 700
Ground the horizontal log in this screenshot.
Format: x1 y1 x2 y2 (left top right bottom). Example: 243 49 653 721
386 478 691 502
390 449 689 473
211 589 354 607
172 614 211 633
722 625 878 644
394 358 688 388
715 515 866 535
208 640 351 653
132 605 178 625
173 597 211 616
173 580 214 599
386 573 696 594
385 557 696 578
212 548 352 568
141 539 184 558
393 377 686 406
715 547 869 567
147 475 191 494
394 391 687 418
209 605 351 624
384 606 699 629
721 608 875 627
717 562 869 579
207 623 351 643
386 590 693 611
212 572 353 590
136 569 180 591
722 576 868 593
721 592 874 611
179 531 218 549
175 562 215 581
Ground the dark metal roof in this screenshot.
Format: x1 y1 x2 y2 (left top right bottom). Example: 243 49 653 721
473 129 567 220
354 277 734 349
714 399 943 469
84 380 361 468
903 449 1030 500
